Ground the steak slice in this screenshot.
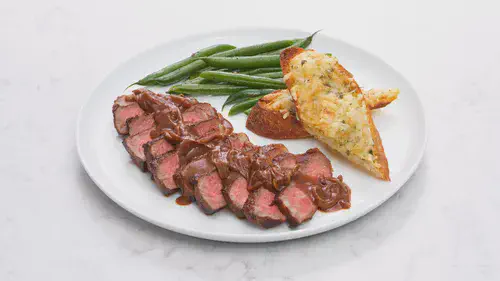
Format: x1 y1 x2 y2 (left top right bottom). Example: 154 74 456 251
153 111 183 143
271 153 297 191
177 139 217 166
166 94 198 110
144 137 175 171
149 151 180 195
122 128 154 171
134 88 173 113
134 88 198 112
220 115 234 135
294 148 333 184
248 144 289 191
260 143 288 160
114 94 137 107
243 188 286 228
222 133 253 151
194 171 226 214
127 114 155 136
222 172 249 218
208 133 253 180
182 103 217 125
276 181 317 226
187 117 227 142
174 157 216 200
113 101 144 135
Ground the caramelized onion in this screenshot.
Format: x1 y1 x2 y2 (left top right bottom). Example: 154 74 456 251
312 176 351 212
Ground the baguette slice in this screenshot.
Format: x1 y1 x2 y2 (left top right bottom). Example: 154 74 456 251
246 88 398 140
246 90 310 139
281 47 390 180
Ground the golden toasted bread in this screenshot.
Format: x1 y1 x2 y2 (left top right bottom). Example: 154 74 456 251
280 47 390 180
246 89 398 140
246 90 310 139
364 88 399 109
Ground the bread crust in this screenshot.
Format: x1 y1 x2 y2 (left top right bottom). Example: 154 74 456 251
246 90 310 139
280 47 306 87
367 111 390 180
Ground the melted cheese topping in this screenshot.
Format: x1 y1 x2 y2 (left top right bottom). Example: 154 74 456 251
266 90 294 111
285 51 378 167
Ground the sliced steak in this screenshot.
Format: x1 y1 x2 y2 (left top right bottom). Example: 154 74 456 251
174 157 216 200
312 176 351 212
209 147 231 180
127 114 155 136
113 101 144 135
243 188 286 228
224 133 253 151
114 94 137 107
177 139 215 166
187 117 227 142
260 143 288 159
248 144 289 191
208 133 253 180
220 115 234 135
122 128 154 171
294 148 333 184
222 172 249 218
113 91 350 225
153 107 184 143
276 181 317 226
166 94 198 109
182 103 217 125
134 88 173 113
271 153 297 191
134 88 197 112
149 151 180 195
227 149 254 179
194 171 226 214
144 137 175 170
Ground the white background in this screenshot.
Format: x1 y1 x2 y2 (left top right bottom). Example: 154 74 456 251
1 0 499 280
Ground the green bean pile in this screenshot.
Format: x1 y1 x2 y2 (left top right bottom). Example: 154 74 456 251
128 31 319 116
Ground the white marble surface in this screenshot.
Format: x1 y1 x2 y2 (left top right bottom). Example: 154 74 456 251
1 0 499 280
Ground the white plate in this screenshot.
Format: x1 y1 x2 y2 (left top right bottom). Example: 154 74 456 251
77 28 426 243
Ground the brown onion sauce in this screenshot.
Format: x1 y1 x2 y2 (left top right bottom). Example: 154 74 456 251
294 175 351 213
175 196 192 206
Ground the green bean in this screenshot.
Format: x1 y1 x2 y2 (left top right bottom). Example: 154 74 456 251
229 97 262 116
129 44 236 87
254 72 283 79
184 77 205 84
296 30 321 48
139 39 296 87
200 55 280 69
244 108 253 115
199 71 286 89
222 89 274 110
240 67 282 75
214 39 295 57
169 84 248 96
173 39 295 81
261 30 320 55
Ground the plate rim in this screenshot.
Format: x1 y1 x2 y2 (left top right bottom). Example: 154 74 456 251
76 27 427 243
